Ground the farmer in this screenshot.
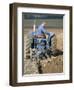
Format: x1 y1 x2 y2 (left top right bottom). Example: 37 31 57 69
36 22 49 38
36 22 55 48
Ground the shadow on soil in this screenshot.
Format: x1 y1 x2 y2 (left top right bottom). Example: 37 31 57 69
51 49 63 56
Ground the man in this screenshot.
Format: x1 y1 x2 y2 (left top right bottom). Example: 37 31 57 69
36 22 48 38
36 22 55 48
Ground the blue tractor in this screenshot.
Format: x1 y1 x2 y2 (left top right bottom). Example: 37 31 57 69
29 31 57 61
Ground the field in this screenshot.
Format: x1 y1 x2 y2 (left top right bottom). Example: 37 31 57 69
23 28 63 75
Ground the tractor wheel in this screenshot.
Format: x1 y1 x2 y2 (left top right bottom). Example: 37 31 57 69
24 34 31 59
51 34 57 51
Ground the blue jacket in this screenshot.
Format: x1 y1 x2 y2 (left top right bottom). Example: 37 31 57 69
36 25 54 37
30 24 55 38
36 24 50 35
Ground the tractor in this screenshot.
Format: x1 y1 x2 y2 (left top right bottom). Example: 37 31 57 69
29 30 57 61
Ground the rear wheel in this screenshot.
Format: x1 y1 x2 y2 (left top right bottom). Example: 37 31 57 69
51 35 57 51
24 34 31 59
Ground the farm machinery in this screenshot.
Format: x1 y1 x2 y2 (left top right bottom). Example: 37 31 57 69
29 31 57 61
24 22 57 61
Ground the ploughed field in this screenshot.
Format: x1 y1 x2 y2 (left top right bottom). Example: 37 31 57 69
24 28 63 75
